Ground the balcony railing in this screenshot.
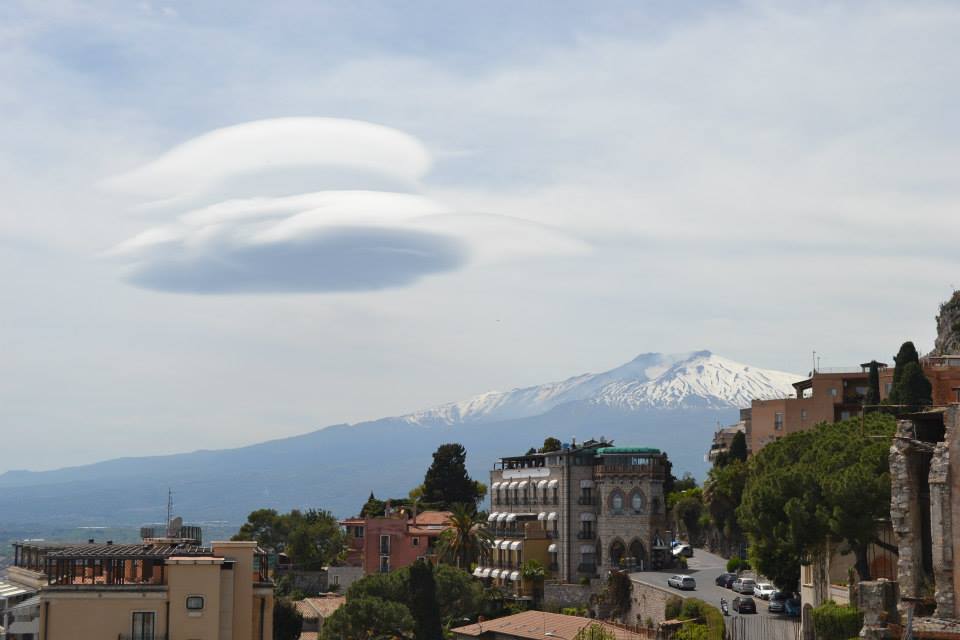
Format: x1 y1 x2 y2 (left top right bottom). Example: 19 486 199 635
577 496 597 506
595 465 665 479
118 635 168 640
577 531 595 540
577 563 596 574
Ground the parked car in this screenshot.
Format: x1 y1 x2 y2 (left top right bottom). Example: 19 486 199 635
785 597 802 618
732 578 756 594
667 575 697 590
753 582 776 599
715 572 737 587
672 544 694 558
732 596 757 613
768 591 789 613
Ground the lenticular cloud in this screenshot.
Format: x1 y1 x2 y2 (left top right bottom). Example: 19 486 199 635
105 117 586 294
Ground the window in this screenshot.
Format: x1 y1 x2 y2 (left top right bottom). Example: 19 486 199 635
885 382 893 393
412 537 420 547
631 493 644 513
954 388 960 403
132 612 156 640
379 534 390 555
185 596 204 611
611 492 623 514
333 575 340 586
841 411 851 420
774 412 784 431
800 409 807 420
379 556 390 573
354 526 364 538
829 388 838 397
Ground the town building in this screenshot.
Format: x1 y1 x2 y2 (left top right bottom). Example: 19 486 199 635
479 439 670 586
749 364 880 453
879 354 960 406
293 593 345 637
339 509 452 575
450 609 648 640
705 409 749 464
5 523 273 640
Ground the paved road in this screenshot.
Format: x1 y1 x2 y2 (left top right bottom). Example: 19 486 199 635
628 548 783 620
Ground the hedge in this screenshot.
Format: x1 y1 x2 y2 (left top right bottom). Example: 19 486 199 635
810 601 863 640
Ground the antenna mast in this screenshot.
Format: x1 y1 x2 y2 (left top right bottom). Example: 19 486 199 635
166 489 174 537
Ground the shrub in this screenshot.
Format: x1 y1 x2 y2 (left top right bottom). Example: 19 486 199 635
677 599 724 640
675 624 709 640
810 601 863 640
665 596 683 620
726 557 750 573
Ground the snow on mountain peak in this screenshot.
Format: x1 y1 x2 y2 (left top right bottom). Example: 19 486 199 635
404 351 802 426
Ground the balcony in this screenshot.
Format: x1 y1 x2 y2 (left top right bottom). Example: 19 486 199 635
595 465 665 480
576 531 595 540
576 563 596 574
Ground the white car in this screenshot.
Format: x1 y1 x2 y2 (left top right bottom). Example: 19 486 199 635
753 582 776 599
671 544 694 558
667 574 696 590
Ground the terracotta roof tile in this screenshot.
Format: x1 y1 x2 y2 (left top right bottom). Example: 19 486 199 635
451 610 647 640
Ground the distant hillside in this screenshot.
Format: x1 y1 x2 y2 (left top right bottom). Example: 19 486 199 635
0 351 801 529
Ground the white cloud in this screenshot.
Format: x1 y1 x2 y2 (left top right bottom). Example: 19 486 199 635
100 117 433 201
106 119 589 293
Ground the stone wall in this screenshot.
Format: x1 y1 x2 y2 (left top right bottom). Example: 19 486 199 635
626 579 677 627
543 581 601 611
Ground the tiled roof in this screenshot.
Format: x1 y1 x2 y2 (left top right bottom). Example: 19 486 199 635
451 611 647 640
295 595 345 620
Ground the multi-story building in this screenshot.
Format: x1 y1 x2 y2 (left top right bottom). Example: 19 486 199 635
479 439 670 585
340 510 452 575
749 365 880 453
705 409 749 464
6 528 273 640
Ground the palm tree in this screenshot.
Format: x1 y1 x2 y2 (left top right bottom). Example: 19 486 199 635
437 503 492 569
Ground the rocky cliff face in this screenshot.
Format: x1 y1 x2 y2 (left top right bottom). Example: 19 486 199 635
932 291 960 355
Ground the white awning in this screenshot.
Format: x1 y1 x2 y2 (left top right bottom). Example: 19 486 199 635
473 567 485 577
580 479 594 488
509 481 520 490
547 543 558 553
0 581 30 598
537 512 547 520
487 512 499 522
497 513 509 522
505 513 517 522
509 571 520 581
480 568 491 578
547 512 558 521
537 479 549 489
509 541 522 550
580 512 595 521
492 539 504 548
580 544 595 553
489 569 501 579
517 480 529 489
499 540 511 550
548 479 559 488
491 481 501 490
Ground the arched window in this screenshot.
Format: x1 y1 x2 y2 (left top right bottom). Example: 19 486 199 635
610 490 624 514
630 491 645 514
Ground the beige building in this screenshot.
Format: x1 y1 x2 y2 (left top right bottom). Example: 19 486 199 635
8 537 273 640
482 439 670 587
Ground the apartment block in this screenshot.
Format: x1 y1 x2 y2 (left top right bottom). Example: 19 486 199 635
749 365 878 453
5 529 273 640
879 354 960 406
480 439 670 587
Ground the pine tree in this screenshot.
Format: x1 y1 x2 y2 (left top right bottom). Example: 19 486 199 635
422 443 481 510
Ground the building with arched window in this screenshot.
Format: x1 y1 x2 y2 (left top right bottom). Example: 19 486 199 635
480 440 670 585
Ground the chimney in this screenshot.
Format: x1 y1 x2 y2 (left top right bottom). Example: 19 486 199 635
106 540 113 545
87 538 94 544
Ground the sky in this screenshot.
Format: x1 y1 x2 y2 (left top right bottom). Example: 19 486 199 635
2 1 959 473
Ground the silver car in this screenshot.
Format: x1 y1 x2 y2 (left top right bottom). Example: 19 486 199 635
667 574 696 590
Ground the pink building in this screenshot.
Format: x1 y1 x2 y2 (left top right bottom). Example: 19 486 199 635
340 511 452 575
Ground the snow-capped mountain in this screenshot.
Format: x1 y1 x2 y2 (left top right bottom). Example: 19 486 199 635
404 350 801 425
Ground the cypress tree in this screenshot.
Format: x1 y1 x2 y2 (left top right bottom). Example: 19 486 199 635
422 443 480 510
865 360 881 406
728 431 748 463
409 560 442 640
896 362 933 411
889 342 921 403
